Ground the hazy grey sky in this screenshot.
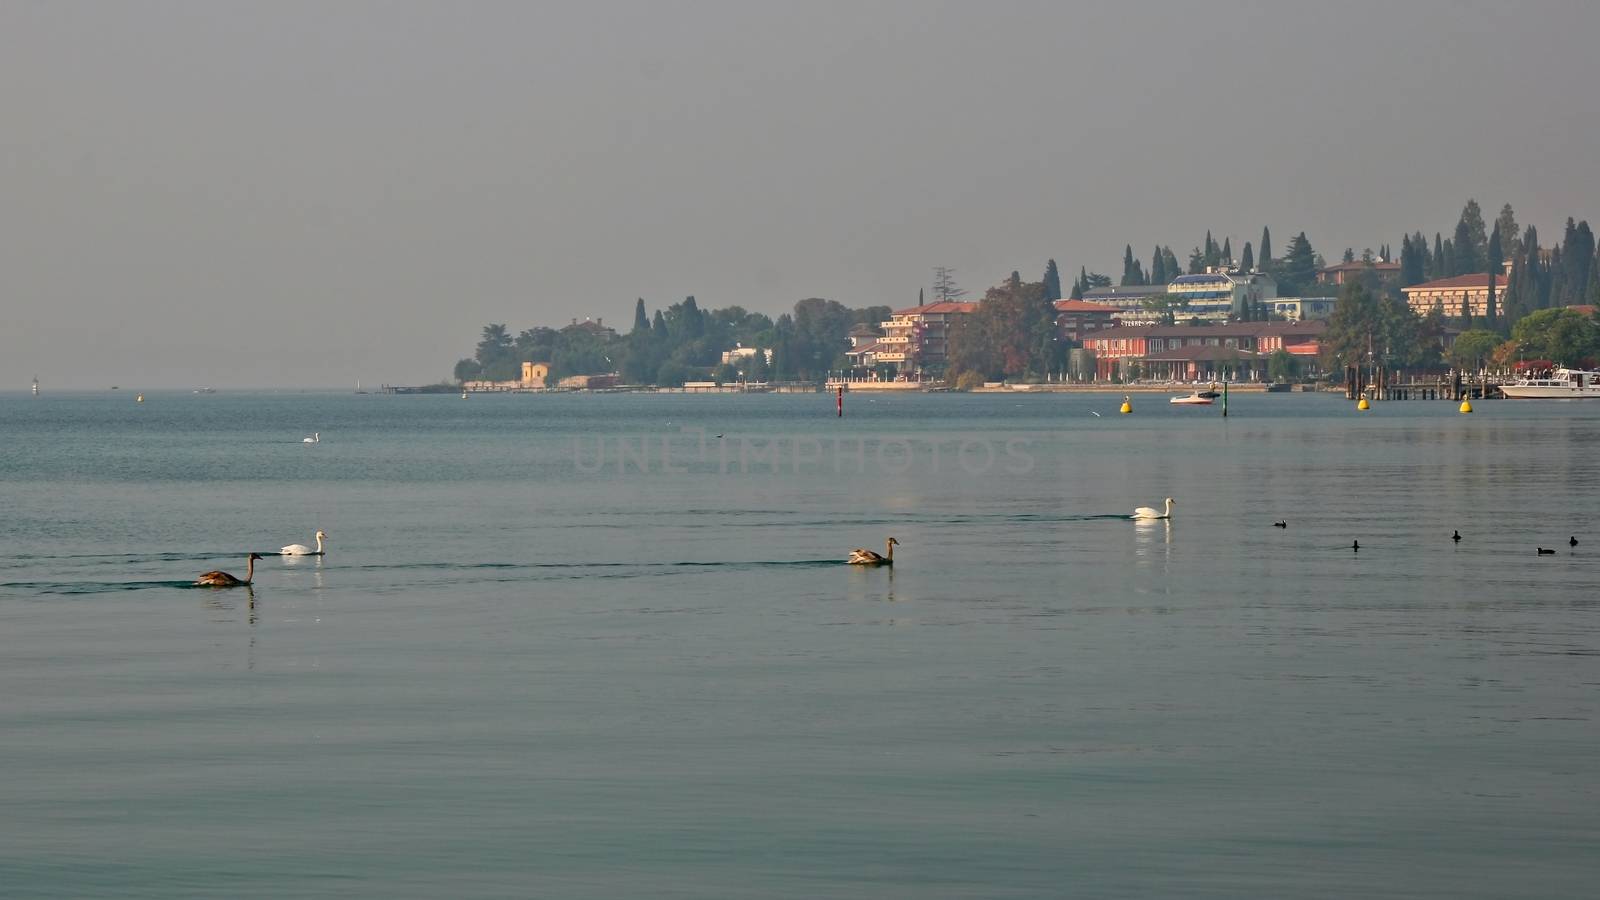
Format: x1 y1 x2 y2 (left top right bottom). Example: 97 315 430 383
5 0 1598 388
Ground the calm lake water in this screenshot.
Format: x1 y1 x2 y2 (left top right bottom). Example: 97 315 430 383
2 389 1598 898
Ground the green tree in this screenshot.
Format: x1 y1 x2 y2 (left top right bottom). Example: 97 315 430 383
1457 199 1489 269
1510 307 1600 365
1240 241 1254 272
1267 349 1298 381
1322 282 1432 371
1278 232 1318 294
1485 229 1502 328
1496 203 1520 259
1043 259 1062 301
1259 227 1273 270
946 278 1056 380
1141 293 1188 325
1121 245 1146 285
1452 214 1479 276
453 358 482 383
632 298 649 333
1449 330 1501 370
745 346 769 381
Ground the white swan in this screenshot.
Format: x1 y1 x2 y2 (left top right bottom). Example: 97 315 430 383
302 432 320 443
1131 497 1174 520
281 530 327 556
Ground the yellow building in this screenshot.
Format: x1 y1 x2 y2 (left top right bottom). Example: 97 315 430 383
1401 273 1505 318
521 361 551 388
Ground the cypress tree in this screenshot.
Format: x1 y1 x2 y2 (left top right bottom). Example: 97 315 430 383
1150 246 1164 286
652 309 669 338
1459 199 1489 263
1259 227 1272 269
1240 241 1254 272
1121 245 1138 285
1203 231 1219 268
1414 232 1432 278
1453 217 1479 275
1163 247 1180 282
1279 232 1317 295
1441 238 1455 280
1343 248 1356 264
1043 259 1062 301
1486 229 1501 328
1522 225 1543 313
1434 233 1445 276
1496 203 1520 258
1222 237 1232 265
632 298 650 333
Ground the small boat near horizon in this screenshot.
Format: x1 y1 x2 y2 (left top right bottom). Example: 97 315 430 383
1170 391 1215 406
1499 368 1600 399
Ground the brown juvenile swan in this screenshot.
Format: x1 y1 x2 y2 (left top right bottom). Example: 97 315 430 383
847 537 898 566
197 553 263 587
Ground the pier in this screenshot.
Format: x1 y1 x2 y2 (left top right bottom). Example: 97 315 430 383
1342 367 1505 401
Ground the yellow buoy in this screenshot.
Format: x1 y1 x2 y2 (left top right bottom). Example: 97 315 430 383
1119 395 1132 414
1459 399 1473 413
1356 397 1369 411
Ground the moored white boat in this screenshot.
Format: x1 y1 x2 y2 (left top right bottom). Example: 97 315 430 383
1499 368 1600 399
1170 392 1214 406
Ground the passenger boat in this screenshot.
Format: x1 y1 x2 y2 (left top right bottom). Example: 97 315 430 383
1499 368 1600 399
1169 391 1215 406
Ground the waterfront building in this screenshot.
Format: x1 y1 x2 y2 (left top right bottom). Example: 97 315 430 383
1400 273 1506 319
1166 268 1278 320
1080 321 1325 381
877 301 977 375
1266 297 1337 321
719 346 774 366
1080 284 1166 311
561 317 618 340
1316 260 1401 287
521 361 551 388
1053 299 1121 342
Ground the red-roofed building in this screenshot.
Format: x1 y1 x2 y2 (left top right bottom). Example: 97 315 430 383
1401 273 1507 319
1053 299 1122 343
1080 321 1326 381
1317 260 1402 286
878 301 977 374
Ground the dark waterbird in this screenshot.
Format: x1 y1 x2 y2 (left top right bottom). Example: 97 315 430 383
1537 547 1555 555
196 553 263 587
1452 530 1461 542
1273 520 1287 528
1352 540 1360 552
1571 536 1579 547
847 537 898 566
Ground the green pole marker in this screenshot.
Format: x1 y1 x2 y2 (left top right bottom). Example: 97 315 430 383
1222 380 1228 417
